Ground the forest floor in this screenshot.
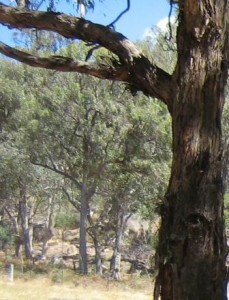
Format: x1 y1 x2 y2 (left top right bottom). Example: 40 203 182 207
0 271 153 300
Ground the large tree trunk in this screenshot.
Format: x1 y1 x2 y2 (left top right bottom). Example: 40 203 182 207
155 1 228 299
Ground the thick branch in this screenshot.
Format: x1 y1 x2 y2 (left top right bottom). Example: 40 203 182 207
0 3 174 107
0 42 130 81
0 3 140 63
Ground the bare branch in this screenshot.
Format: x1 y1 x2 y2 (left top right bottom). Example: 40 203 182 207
85 0 131 60
30 159 82 190
62 187 80 210
108 0 130 28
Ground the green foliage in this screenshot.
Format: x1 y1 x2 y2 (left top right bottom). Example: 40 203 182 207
55 211 79 229
0 225 13 245
51 269 64 283
140 27 177 74
0 40 173 259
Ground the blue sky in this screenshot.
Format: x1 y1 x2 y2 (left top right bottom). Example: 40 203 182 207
0 0 170 44
86 0 171 40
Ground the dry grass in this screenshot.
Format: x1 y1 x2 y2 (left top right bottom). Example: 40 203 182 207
0 273 153 300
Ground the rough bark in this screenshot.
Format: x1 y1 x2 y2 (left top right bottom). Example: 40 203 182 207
155 1 229 299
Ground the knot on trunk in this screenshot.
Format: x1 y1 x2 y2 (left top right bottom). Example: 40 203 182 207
187 213 209 226
186 213 210 238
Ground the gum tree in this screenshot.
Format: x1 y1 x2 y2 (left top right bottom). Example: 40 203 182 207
0 1 228 299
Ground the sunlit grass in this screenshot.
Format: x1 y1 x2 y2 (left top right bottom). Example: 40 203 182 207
0 273 153 300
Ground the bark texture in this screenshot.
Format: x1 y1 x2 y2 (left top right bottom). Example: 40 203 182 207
155 1 229 299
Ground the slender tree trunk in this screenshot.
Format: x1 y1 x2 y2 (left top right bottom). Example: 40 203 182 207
12 218 22 258
0 208 6 250
110 211 128 280
4 207 22 257
87 213 103 275
41 198 54 258
155 2 228 299
94 239 103 275
79 183 88 274
19 183 32 259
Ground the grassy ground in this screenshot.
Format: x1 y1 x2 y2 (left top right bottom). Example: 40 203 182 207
0 271 153 300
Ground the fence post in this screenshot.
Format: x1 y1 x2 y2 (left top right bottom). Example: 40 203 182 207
7 263 14 282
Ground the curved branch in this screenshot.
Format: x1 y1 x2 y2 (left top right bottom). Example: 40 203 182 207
31 158 82 190
0 3 140 63
0 42 130 81
0 3 175 108
0 42 173 109
62 187 80 210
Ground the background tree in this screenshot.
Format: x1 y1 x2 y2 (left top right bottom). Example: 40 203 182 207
10 43 171 275
0 38 172 276
0 59 66 259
